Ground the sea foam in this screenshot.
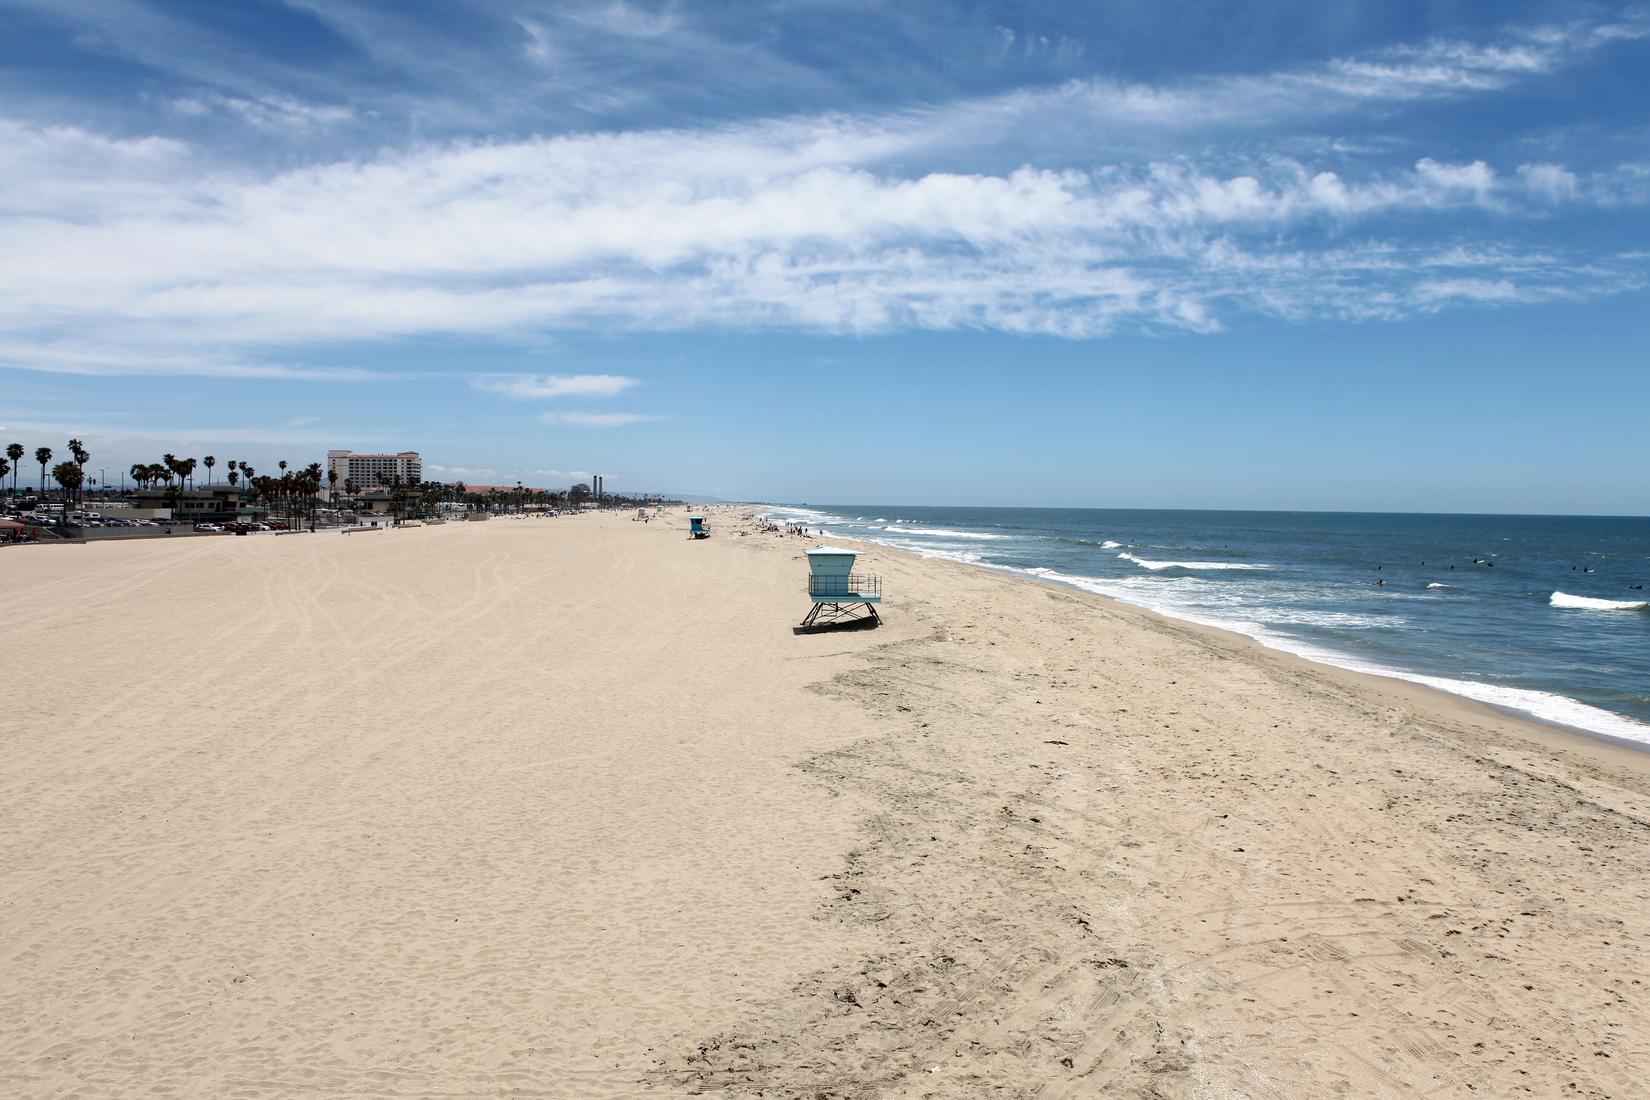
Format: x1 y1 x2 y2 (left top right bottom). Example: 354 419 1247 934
1119 552 1270 571
1551 591 1649 612
898 526 1010 540
962 560 1650 747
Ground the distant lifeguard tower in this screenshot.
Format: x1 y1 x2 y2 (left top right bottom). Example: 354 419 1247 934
802 546 882 629
688 515 709 539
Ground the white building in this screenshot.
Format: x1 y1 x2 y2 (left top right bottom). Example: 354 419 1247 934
327 450 423 489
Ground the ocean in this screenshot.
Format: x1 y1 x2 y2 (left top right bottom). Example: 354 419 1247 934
760 505 1650 748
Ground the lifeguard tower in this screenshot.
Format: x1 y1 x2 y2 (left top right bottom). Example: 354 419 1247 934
802 546 882 629
688 515 709 539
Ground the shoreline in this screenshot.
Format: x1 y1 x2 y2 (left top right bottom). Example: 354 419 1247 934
759 505 1650 758
701 506 1650 1093
768 509 1650 779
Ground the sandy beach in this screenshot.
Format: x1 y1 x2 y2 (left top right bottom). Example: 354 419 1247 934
4 509 1648 1098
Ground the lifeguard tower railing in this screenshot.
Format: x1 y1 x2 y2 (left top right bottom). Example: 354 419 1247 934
808 574 882 600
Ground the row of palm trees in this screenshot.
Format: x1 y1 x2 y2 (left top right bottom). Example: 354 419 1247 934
3 439 92 524
5 438 668 528
128 453 240 493
125 455 335 527
2 440 327 527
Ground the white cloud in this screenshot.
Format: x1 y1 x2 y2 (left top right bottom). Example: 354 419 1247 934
0 417 373 455
566 2 679 39
1408 277 1592 310
1415 157 1498 200
0 340 391 380
2 133 1620 354
516 18 554 63
471 373 639 399
0 14 1644 372
425 463 499 480
541 411 662 427
170 92 352 130
1518 161 1580 201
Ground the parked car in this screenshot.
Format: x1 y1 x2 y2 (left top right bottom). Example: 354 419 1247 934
194 523 225 533
267 521 290 530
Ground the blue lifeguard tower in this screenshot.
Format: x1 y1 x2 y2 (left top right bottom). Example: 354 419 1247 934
802 545 882 629
688 515 708 539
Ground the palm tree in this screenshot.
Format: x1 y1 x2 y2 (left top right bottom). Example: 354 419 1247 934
67 439 89 506
385 473 403 522
129 462 147 490
227 470 239 487
203 455 216 485
300 463 323 530
327 465 339 503
34 446 52 496
160 454 183 517
0 457 9 493
51 461 83 524
6 442 21 495
182 457 197 490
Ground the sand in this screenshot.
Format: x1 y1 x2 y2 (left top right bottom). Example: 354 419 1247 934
3 509 1648 1098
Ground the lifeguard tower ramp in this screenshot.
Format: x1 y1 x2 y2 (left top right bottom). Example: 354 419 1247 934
802 546 882 629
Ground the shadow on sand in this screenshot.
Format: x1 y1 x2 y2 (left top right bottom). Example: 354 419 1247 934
793 616 882 637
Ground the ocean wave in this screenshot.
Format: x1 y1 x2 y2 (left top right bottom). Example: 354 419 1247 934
1551 591 1649 612
1387 673 1650 747
843 525 1649 747
1118 551 1271 571
764 506 840 524
897 526 1011 540
1101 540 1123 549
1426 582 1456 590
1263 609 1408 629
877 540 983 565
992 562 1650 745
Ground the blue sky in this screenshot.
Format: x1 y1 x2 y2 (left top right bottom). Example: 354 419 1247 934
1 1 1646 511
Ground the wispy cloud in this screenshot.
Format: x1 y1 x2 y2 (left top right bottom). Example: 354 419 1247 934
0 340 394 381
0 11 1645 369
471 373 639 399
425 463 591 484
541 411 662 427
0 417 372 450
171 92 352 130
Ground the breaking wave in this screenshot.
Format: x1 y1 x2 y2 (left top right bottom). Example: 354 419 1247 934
1551 592 1649 612
1119 552 1271 572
